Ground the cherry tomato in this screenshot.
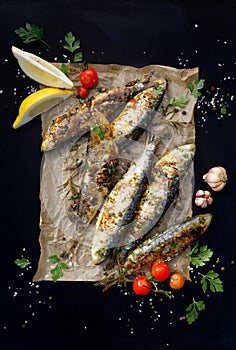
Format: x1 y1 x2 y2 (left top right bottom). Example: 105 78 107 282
169 273 185 290
79 68 99 88
77 86 89 98
132 276 151 295
151 262 171 282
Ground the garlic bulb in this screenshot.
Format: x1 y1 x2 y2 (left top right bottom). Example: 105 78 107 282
195 190 213 208
203 166 227 192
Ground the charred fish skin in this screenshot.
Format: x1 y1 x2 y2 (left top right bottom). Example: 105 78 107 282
74 123 119 231
91 136 159 265
41 76 162 152
123 213 212 274
111 79 167 143
113 143 196 264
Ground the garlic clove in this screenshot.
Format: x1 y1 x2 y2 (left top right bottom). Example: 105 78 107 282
196 189 205 197
203 166 227 192
194 189 213 208
195 197 208 208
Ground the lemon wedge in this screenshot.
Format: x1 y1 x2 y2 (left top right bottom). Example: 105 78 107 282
13 87 73 129
12 46 74 89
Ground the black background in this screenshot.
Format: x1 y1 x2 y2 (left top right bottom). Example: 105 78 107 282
0 1 235 349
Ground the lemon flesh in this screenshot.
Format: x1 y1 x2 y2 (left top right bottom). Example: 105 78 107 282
13 87 73 129
12 46 74 89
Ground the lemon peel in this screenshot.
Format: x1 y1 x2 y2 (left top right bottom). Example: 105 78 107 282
12 46 74 89
13 87 73 129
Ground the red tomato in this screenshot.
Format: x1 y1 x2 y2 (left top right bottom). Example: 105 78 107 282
151 262 171 282
132 276 151 295
79 68 99 88
169 273 185 290
77 86 89 98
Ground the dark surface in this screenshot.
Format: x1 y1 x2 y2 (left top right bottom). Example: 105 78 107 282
0 1 235 349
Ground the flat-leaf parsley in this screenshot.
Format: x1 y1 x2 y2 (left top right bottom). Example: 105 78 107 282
190 241 213 266
14 257 31 268
63 32 83 63
187 79 205 98
15 23 51 48
186 298 206 325
49 255 69 282
200 270 224 293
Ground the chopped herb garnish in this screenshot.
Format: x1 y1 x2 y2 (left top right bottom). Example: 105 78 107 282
187 79 205 97
49 255 69 282
63 32 83 63
220 105 227 115
14 257 31 268
152 85 164 96
167 96 190 108
190 241 213 266
61 63 70 76
199 270 224 293
186 298 205 325
92 124 105 140
15 23 51 48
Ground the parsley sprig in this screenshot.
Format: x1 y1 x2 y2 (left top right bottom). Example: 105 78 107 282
61 63 70 76
187 79 205 97
199 270 224 293
190 241 213 266
15 23 51 49
167 96 190 108
186 298 206 325
63 32 83 63
14 257 31 268
185 242 224 324
49 255 69 282
92 124 105 140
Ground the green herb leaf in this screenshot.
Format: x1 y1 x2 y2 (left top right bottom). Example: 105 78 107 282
186 298 205 325
14 257 31 268
220 105 227 115
51 264 63 282
49 255 60 263
61 63 70 76
190 241 213 266
92 124 105 140
187 79 205 98
200 270 224 293
49 255 69 282
63 32 83 63
152 85 164 96
73 51 83 63
15 23 51 48
167 96 190 108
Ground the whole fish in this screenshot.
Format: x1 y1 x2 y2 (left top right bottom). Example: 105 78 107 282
123 213 212 273
41 75 163 152
73 121 119 232
91 134 159 265
98 213 212 290
111 79 166 144
114 143 196 264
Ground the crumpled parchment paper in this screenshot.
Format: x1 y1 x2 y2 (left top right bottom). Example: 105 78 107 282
33 63 198 282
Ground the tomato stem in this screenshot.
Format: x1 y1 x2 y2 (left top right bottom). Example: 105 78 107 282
150 281 173 299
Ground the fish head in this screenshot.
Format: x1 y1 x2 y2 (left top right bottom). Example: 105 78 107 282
198 213 213 231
